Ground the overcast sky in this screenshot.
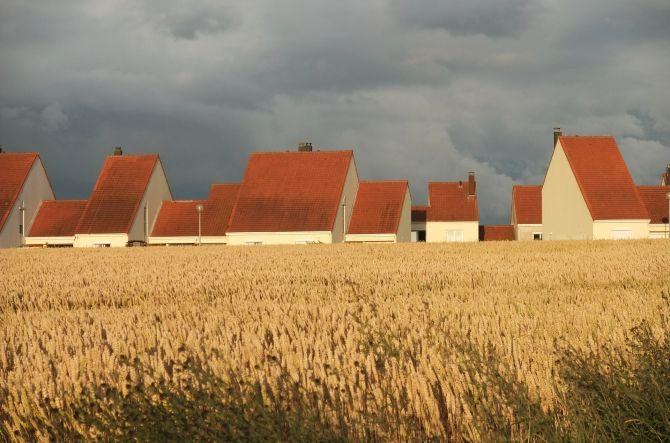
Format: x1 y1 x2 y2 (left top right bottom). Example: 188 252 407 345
1 0 669 223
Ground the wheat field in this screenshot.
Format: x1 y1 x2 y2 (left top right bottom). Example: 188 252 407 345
1 241 669 440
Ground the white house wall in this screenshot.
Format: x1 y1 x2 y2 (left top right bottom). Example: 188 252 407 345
592 220 649 240
0 158 54 248
227 231 333 245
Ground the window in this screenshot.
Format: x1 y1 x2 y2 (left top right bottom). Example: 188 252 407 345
93 243 111 248
612 230 632 240
446 230 464 242
244 241 263 245
418 230 426 242
533 232 543 241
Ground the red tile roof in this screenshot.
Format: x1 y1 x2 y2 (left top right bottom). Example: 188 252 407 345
558 136 648 220
427 180 478 222
227 150 354 233
412 205 428 223
0 153 38 232
75 154 160 234
479 225 515 241
151 183 240 237
28 200 87 237
637 186 670 224
512 185 542 225
348 181 408 235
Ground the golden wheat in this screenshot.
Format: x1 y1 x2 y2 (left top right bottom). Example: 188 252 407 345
1 241 669 440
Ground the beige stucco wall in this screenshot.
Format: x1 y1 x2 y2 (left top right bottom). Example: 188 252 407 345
148 236 228 245
74 234 129 248
24 236 75 246
426 221 479 243
542 141 594 240
0 158 55 248
515 224 543 241
345 233 396 243
649 224 670 239
395 188 412 243
331 158 360 243
128 161 173 243
592 220 650 240
227 231 333 245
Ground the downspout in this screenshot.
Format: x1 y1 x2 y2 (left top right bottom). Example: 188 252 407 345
20 200 25 247
342 196 346 243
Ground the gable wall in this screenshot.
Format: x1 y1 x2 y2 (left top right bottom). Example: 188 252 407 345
0 158 54 248
542 141 593 240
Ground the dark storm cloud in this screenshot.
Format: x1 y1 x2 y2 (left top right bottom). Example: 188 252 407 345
1 0 669 223
389 0 540 37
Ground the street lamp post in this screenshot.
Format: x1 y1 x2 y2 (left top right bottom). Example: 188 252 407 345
196 204 204 245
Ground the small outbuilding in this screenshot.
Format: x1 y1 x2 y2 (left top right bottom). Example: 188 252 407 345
411 206 428 242
25 200 87 247
542 133 649 240
511 185 543 240
226 145 359 245
637 186 670 239
149 183 240 245
0 151 55 248
73 148 172 247
345 180 411 243
425 172 479 242
479 225 515 241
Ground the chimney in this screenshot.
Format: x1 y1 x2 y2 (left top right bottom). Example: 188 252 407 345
468 171 476 196
553 127 562 148
663 163 670 185
113 146 123 156
298 141 313 152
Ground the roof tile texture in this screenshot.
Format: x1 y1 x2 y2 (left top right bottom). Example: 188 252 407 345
0 153 38 231
479 225 515 241
637 186 670 224
348 181 408 234
427 181 478 222
151 184 240 237
29 200 87 237
227 151 353 233
512 185 542 224
559 136 648 220
75 155 158 235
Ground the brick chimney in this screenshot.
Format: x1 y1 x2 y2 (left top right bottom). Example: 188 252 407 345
298 142 313 152
553 127 562 148
468 172 476 197
113 146 123 156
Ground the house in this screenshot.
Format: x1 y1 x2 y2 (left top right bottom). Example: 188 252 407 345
411 206 428 242
226 143 359 245
149 183 240 245
479 225 515 241
511 185 543 240
24 200 87 247
0 150 55 248
425 172 479 242
73 148 172 247
542 131 650 240
345 180 411 243
638 186 670 239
